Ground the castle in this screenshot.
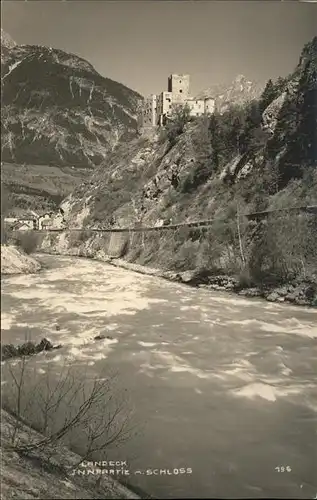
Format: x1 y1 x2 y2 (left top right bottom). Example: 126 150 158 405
138 74 215 129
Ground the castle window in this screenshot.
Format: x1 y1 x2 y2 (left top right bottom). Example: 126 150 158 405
179 89 182 93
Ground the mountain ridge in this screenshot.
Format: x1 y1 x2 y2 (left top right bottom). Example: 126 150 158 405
1 32 143 169
196 74 265 113
0 31 143 214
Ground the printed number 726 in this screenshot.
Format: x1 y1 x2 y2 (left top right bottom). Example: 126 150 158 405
275 466 292 472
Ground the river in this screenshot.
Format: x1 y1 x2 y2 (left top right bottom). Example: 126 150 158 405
1 254 317 499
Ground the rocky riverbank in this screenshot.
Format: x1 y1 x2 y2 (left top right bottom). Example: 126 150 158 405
1 245 41 275
37 241 317 307
195 273 317 306
110 260 317 308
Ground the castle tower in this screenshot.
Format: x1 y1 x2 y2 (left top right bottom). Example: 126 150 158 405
167 74 190 104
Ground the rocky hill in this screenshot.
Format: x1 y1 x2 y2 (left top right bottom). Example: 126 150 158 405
196 74 264 113
61 37 316 224
45 36 316 304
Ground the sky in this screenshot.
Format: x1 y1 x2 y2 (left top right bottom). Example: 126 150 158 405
1 1 317 97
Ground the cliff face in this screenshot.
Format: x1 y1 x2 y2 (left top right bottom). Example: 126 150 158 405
1 31 143 168
266 37 317 183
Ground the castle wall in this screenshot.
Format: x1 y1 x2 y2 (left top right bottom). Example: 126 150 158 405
141 94 157 127
164 92 173 116
156 93 163 125
156 91 173 124
204 98 215 114
186 98 205 117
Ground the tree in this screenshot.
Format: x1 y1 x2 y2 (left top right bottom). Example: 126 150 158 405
262 161 281 195
180 117 213 192
274 76 288 94
2 356 134 463
239 101 265 155
165 104 191 145
15 231 40 254
259 79 276 113
1 185 11 216
208 113 221 170
227 109 246 156
1 185 12 244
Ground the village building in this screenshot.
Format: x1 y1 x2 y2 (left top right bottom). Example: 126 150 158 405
4 217 37 231
4 208 65 232
38 209 65 230
40 219 53 230
38 213 54 230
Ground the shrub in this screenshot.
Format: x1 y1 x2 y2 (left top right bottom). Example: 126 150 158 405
15 231 39 254
237 267 253 288
67 230 83 247
1 186 13 245
1 217 10 244
91 234 107 253
195 230 225 273
164 105 191 146
170 239 200 271
247 213 317 285
79 229 93 242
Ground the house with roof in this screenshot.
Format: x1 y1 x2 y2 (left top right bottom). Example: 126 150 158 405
16 221 34 231
4 217 19 227
38 212 54 230
38 209 65 230
8 218 37 231
40 219 53 230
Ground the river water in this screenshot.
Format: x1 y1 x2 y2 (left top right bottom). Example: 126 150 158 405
1 254 317 499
